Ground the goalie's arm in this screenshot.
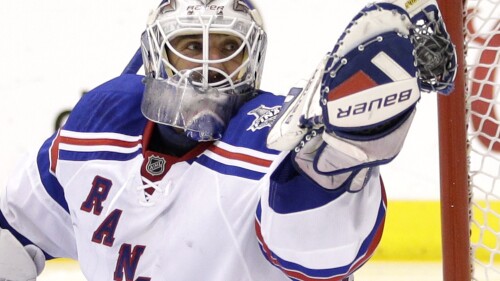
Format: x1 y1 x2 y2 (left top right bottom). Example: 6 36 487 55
0 133 80 280
258 3 424 280
256 156 386 281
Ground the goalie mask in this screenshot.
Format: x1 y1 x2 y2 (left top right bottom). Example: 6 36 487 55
140 0 267 141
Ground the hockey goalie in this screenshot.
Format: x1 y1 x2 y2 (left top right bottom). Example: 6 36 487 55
0 0 455 280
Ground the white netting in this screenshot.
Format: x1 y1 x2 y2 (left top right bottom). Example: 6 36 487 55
466 0 500 280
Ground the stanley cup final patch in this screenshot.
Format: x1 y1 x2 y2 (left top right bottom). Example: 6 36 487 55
247 105 281 132
146 155 166 176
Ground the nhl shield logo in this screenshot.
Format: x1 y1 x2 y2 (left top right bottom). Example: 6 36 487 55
146 155 166 176
247 105 281 132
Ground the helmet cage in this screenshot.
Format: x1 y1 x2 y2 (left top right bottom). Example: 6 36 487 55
139 0 267 141
142 13 265 95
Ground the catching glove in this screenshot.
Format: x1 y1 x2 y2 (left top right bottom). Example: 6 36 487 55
267 3 420 191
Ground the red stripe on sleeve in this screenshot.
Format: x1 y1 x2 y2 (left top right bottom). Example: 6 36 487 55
59 136 141 148
50 131 62 173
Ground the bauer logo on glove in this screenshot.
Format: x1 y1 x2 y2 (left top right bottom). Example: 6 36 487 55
321 3 420 136
267 3 422 192
267 3 421 151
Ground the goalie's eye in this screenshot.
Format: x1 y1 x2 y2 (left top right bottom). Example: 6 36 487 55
169 34 244 61
166 33 246 82
219 37 243 56
186 42 203 52
171 36 204 57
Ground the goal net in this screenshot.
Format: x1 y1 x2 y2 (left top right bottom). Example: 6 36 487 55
439 0 500 280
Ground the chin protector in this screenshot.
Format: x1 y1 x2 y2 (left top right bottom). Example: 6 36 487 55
141 71 248 141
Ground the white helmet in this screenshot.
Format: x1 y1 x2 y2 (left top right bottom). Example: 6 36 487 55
140 0 267 141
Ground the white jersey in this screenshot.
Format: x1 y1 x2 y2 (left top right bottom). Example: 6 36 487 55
1 74 386 281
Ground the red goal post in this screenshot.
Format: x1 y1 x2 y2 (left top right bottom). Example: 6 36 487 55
438 0 500 280
437 0 471 280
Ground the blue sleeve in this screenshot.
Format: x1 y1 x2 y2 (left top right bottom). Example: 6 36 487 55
255 130 386 281
63 74 146 135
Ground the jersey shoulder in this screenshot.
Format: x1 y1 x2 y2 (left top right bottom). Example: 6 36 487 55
63 74 147 136
50 74 148 167
195 90 285 180
221 90 284 153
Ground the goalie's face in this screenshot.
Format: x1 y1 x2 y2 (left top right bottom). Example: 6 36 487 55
166 33 246 85
140 0 267 141
141 0 267 93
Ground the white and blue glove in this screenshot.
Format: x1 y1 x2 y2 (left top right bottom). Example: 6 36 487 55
267 3 426 191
